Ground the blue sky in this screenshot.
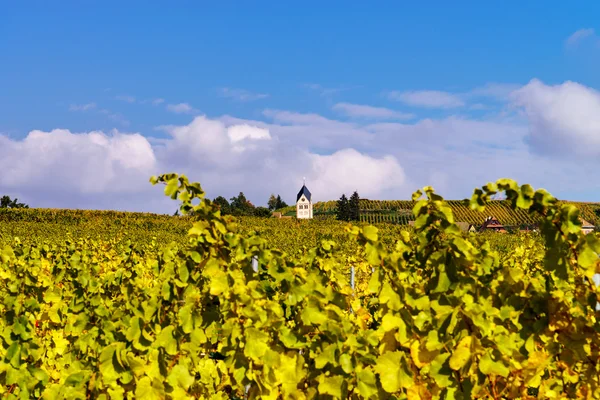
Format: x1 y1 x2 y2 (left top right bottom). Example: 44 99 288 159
2 2 600 211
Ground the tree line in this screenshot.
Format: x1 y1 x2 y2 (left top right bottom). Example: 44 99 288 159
0 195 28 209
336 191 360 221
179 192 289 217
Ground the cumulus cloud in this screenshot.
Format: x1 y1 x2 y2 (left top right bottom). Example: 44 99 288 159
511 79 600 157
219 88 269 102
388 90 465 108
565 28 596 47
0 129 158 209
166 103 198 114
0 114 412 211
307 149 406 199
228 124 271 142
332 103 414 120
8 80 600 213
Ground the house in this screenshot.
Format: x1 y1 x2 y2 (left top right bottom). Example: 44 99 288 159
296 181 313 219
581 218 595 234
456 221 477 233
479 216 506 233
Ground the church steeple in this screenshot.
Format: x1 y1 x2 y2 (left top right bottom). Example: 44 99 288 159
296 179 313 219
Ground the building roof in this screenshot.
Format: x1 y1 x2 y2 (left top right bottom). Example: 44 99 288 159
456 222 473 232
581 218 594 228
296 184 312 202
479 216 505 231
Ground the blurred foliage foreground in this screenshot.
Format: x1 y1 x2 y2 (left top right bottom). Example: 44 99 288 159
1 174 600 399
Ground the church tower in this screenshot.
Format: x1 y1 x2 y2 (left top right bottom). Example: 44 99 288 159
296 178 313 219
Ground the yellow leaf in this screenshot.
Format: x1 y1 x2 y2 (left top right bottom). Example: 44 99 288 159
410 340 438 368
449 336 472 370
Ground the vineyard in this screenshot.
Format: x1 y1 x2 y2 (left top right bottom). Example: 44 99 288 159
279 199 600 228
1 175 600 398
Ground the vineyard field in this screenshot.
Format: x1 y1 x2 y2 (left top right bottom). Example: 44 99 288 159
279 198 600 227
0 174 599 398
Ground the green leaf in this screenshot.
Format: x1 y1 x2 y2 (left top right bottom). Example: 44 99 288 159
375 351 412 393
5 342 20 368
244 328 269 360
164 179 179 199
126 317 143 342
155 326 178 355
178 305 194 334
430 353 452 388
167 364 194 390
135 376 166 400
178 263 189 283
479 351 509 378
318 374 344 398
99 345 119 383
339 353 353 374
357 368 378 398
315 343 337 369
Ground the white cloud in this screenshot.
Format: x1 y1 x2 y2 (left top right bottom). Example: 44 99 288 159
565 28 596 46
0 129 157 209
166 103 197 114
386 83 522 110
0 115 410 210
116 95 136 103
219 88 269 102
227 124 271 142
388 90 465 108
308 149 406 200
8 80 600 212
69 103 96 111
152 98 165 105
332 103 414 120
511 78 600 157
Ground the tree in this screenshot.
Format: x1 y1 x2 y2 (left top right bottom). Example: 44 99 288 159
336 194 349 221
268 194 278 211
213 196 231 215
0 195 28 209
349 191 360 221
230 192 254 216
253 206 272 218
275 195 288 210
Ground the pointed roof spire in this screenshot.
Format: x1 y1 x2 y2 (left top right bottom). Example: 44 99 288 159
297 178 311 202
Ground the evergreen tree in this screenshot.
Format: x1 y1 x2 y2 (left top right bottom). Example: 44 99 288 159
275 195 288 210
267 194 278 211
349 191 360 221
336 194 349 221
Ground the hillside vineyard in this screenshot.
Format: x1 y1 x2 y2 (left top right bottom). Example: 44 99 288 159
0 174 599 398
